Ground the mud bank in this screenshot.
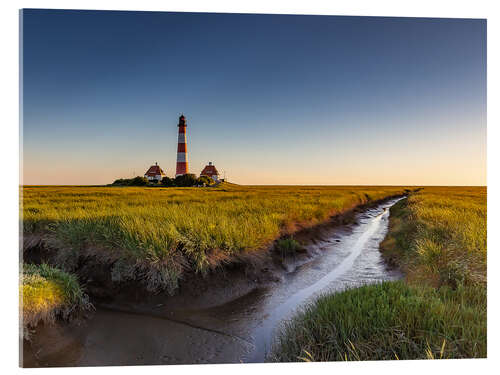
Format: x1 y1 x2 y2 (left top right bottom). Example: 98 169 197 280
22 195 406 367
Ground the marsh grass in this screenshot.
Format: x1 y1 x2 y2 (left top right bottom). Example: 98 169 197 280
20 263 91 337
270 187 487 361
270 281 486 362
21 184 406 292
381 187 486 287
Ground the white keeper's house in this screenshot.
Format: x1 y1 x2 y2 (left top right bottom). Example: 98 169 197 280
144 162 166 182
200 162 220 182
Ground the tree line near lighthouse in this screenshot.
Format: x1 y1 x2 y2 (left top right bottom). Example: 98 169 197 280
111 115 222 187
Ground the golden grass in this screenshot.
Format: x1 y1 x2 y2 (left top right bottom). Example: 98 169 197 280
382 186 486 287
21 183 407 292
21 273 66 325
20 264 90 334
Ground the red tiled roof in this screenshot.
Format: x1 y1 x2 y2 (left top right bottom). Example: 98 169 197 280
144 165 166 177
200 164 219 177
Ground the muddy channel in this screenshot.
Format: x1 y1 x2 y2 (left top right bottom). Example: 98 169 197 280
23 197 405 367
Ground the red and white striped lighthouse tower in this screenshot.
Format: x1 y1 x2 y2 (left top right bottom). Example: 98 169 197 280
175 114 188 176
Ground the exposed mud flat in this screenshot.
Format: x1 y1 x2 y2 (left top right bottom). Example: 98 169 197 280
22 196 405 367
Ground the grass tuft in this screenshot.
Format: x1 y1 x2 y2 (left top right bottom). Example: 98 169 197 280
20 263 91 337
275 237 303 258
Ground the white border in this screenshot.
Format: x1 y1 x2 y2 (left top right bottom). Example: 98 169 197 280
1 1 498 374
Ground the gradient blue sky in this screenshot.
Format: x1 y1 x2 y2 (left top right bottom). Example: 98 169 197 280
21 10 486 185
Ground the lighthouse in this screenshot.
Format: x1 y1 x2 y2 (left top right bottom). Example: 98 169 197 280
175 114 189 177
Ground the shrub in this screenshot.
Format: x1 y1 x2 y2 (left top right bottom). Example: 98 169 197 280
111 178 126 186
161 176 174 187
128 176 148 186
111 176 148 186
174 173 198 187
197 176 212 186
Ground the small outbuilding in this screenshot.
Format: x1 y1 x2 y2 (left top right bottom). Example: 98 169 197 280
200 162 220 182
144 162 166 182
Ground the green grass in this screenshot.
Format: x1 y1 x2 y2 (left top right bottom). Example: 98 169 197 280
270 187 487 361
20 263 90 333
270 281 486 361
275 237 303 258
21 184 407 293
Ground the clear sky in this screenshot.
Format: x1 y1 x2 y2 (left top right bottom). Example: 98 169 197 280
21 10 486 185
